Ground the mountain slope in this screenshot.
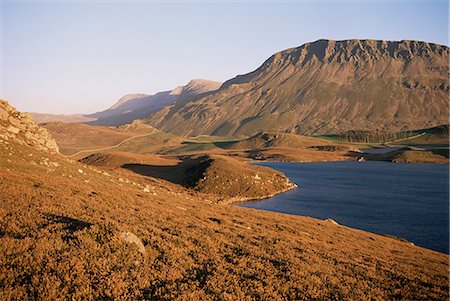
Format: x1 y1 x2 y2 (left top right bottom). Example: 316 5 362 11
87 79 222 126
145 39 449 136
1 100 448 300
41 120 157 156
31 79 221 125
227 132 335 150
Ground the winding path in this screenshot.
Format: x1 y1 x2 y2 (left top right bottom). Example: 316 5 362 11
67 129 157 158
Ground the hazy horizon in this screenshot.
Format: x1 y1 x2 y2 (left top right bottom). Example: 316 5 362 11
1 0 448 115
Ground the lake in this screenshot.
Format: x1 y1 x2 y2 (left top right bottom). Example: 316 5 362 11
238 161 449 254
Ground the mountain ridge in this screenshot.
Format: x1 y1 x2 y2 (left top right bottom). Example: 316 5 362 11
145 39 449 136
30 79 222 125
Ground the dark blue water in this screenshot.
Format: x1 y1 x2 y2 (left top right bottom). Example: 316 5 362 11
238 161 449 254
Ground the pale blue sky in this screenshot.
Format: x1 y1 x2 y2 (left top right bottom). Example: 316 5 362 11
1 0 448 114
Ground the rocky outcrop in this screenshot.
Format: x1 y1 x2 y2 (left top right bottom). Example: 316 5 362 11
0 99 59 154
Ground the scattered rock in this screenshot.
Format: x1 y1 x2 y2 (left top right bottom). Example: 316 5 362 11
119 232 146 255
6 125 20 134
0 107 8 120
325 218 339 225
0 100 59 153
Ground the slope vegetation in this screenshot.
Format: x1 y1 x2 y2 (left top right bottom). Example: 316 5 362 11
41 120 157 156
0 100 449 300
391 124 449 145
146 39 449 136
179 155 296 202
228 132 337 149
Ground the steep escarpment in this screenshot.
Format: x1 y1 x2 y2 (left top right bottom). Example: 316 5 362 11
146 39 449 136
0 99 59 153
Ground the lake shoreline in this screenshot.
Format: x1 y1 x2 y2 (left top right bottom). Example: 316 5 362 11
238 161 449 254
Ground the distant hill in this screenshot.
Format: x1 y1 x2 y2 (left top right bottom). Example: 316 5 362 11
145 39 449 136
41 120 157 156
31 79 221 125
391 124 449 145
30 113 96 124
227 132 334 150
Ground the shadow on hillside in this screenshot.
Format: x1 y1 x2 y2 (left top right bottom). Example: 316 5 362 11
44 213 92 233
122 156 209 187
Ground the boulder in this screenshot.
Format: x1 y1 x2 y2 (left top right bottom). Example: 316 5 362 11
0 107 7 120
325 218 339 225
7 125 20 134
119 231 146 255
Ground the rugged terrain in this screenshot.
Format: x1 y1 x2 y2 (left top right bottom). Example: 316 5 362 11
0 99 449 300
31 79 221 126
0 100 59 153
145 39 449 136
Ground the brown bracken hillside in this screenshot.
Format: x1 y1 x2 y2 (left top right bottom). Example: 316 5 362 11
1 100 449 300
41 120 158 156
145 39 449 136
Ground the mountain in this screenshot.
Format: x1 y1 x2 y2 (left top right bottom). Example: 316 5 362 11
145 39 449 136
30 113 96 124
30 79 222 125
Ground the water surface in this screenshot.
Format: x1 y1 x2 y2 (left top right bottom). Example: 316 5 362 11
238 161 449 254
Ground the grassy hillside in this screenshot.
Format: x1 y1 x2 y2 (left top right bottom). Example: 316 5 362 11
362 147 448 163
227 132 342 149
42 121 157 156
1 99 449 299
391 125 449 146
1 140 448 300
81 152 296 203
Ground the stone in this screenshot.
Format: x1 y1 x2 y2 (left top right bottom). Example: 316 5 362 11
7 125 20 134
325 218 339 225
0 107 8 120
24 131 35 141
119 232 146 255
45 139 59 151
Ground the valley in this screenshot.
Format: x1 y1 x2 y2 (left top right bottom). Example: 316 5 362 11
0 99 448 300
1 36 449 301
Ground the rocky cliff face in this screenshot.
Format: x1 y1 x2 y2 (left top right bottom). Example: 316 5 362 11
145 39 449 136
0 99 59 153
